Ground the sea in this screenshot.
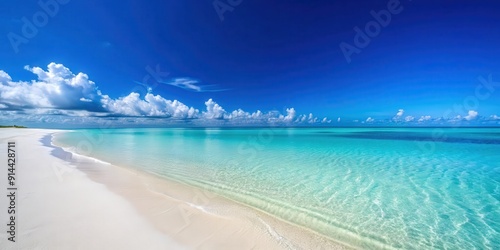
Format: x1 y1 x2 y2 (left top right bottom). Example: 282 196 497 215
53 127 500 249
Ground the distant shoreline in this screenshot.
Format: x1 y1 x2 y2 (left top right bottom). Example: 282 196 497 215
16 125 500 130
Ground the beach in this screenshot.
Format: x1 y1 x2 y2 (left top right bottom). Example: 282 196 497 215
1 128 498 249
0 129 346 249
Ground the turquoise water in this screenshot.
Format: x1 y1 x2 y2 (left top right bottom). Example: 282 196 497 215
54 128 500 249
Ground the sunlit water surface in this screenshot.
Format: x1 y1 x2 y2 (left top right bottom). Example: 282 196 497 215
55 128 500 249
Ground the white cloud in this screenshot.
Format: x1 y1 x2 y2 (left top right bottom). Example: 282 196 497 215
0 63 102 111
3 63 497 127
0 63 206 120
418 115 431 122
251 110 263 119
464 110 478 121
307 113 318 123
0 70 12 83
203 99 227 119
229 109 250 119
392 109 405 122
290 113 319 124
159 78 228 92
161 78 201 92
80 97 92 102
284 108 296 122
295 114 306 123
101 92 198 118
404 116 415 122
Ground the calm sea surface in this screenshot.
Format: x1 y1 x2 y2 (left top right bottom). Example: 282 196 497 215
54 128 500 249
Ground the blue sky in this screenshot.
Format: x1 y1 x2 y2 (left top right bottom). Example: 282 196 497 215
1 0 500 127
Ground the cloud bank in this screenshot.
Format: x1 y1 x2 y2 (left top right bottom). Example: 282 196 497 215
1 63 498 127
0 63 324 126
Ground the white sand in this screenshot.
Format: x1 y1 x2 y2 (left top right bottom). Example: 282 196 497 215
0 129 185 249
0 129 348 250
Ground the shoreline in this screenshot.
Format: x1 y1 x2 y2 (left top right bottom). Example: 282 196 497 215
1 128 349 249
0 129 185 249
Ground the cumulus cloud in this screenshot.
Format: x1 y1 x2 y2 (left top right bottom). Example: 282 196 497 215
251 110 263 119
307 113 318 123
0 63 103 111
283 108 296 122
296 114 306 123
101 92 198 118
226 109 267 121
4 63 494 127
404 116 415 122
291 113 317 123
203 99 227 119
0 70 12 83
0 64 227 121
418 115 431 122
195 99 319 124
464 110 478 121
0 64 218 120
390 109 405 122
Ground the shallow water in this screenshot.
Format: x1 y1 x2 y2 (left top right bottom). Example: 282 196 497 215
54 128 500 249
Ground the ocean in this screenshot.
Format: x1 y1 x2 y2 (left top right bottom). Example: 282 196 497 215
53 127 500 249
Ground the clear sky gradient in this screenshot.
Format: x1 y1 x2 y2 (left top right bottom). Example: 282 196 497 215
1 0 499 127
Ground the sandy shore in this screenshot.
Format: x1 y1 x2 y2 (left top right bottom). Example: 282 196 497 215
0 129 348 250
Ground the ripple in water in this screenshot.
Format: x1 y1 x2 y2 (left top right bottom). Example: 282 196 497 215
55 128 500 249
